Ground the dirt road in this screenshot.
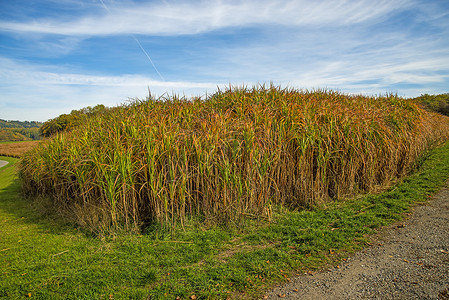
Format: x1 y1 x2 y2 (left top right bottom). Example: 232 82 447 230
265 182 449 299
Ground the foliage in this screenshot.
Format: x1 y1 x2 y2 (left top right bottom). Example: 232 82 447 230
2 140 449 299
18 86 449 234
39 104 108 137
0 119 42 129
413 93 449 116
0 128 41 142
0 119 42 142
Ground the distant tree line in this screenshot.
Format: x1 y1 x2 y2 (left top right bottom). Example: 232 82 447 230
0 119 42 142
39 104 108 137
1 104 109 141
413 93 449 116
0 119 42 129
0 128 41 142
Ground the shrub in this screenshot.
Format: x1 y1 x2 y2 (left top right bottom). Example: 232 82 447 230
413 93 449 116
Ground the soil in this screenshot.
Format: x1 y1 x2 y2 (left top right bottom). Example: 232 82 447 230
264 181 449 300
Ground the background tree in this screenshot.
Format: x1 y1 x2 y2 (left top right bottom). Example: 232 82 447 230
413 93 449 116
39 104 108 137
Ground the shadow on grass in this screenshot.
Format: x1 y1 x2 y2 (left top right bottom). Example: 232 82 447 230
0 175 93 238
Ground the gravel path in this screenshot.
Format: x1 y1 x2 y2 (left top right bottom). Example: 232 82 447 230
265 182 449 300
0 160 8 169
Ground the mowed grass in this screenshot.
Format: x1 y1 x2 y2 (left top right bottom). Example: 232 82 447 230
0 140 40 158
2 139 449 299
18 86 449 234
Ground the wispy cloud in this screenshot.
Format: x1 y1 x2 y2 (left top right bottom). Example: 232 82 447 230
0 0 411 36
187 21 449 94
1 0 448 121
0 57 217 121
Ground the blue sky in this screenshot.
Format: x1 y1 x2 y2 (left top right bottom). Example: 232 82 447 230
1 0 448 121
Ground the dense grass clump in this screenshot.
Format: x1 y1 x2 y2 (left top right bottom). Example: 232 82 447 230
18 86 449 233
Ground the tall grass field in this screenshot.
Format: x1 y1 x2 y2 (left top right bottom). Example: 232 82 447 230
0 140 40 158
18 86 449 234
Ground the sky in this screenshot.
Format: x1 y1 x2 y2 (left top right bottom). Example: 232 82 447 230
1 0 448 122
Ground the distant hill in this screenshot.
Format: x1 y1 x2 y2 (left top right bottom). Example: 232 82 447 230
0 119 43 129
0 119 42 141
0 128 41 142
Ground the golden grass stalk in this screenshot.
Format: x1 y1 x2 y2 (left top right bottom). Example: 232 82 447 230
18 86 449 233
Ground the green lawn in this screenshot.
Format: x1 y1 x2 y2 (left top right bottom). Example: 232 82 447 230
1 142 449 299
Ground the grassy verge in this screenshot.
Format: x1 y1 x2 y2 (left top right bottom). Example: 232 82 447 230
2 140 449 299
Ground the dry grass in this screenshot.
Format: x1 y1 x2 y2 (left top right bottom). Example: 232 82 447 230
18 86 449 234
0 141 40 158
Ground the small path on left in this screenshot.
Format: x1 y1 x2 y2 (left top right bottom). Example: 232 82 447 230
0 160 9 169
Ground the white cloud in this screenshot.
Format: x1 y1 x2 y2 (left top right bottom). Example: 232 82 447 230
1 0 448 121
0 0 411 36
184 22 449 96
0 58 218 121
